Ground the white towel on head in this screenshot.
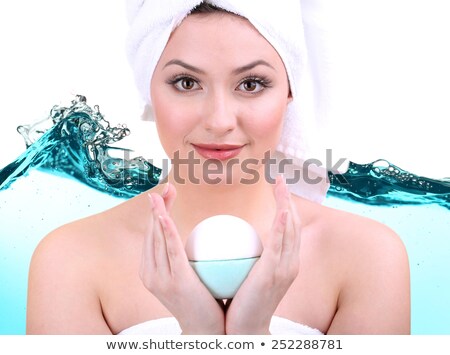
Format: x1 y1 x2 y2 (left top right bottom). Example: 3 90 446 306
126 0 330 203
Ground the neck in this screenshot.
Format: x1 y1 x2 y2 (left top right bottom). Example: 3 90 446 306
166 168 277 241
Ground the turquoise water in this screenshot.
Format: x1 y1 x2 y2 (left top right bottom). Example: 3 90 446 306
0 95 160 197
1 96 449 334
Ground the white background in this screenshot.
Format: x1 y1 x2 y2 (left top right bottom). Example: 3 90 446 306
0 0 449 179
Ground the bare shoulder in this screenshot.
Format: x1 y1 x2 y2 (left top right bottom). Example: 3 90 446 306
29 205 118 278
27 191 155 334
320 203 406 253
296 198 410 334
32 212 107 261
27 211 114 334
29 191 149 278
297 198 408 265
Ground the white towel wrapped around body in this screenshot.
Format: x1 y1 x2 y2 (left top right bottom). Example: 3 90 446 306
118 316 323 335
126 0 330 203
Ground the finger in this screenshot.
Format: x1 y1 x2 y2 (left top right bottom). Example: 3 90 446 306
288 198 302 255
280 196 296 256
158 213 189 276
266 207 288 260
266 175 289 259
273 175 301 255
279 199 302 275
140 194 156 280
280 209 295 260
151 193 171 274
161 182 177 213
273 175 289 212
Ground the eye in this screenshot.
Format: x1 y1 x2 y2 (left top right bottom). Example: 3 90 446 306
237 76 272 94
241 80 259 92
167 75 202 92
177 77 199 91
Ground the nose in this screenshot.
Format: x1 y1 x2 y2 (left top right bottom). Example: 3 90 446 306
202 90 237 135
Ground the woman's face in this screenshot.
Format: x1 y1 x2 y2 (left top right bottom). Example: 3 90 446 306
151 12 291 184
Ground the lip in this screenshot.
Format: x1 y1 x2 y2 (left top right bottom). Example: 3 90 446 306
192 143 245 160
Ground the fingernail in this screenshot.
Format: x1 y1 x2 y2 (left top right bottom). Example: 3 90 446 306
162 183 170 198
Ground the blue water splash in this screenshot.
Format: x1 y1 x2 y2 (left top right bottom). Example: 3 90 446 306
0 95 160 198
328 161 450 210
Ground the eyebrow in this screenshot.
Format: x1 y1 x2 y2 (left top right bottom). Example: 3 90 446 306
163 59 206 74
163 59 275 75
232 60 275 75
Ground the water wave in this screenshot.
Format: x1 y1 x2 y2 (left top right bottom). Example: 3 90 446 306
328 161 450 210
0 95 160 198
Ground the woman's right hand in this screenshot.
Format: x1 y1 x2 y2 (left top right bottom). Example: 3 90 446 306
139 184 225 334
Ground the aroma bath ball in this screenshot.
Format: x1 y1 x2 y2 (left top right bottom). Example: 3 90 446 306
185 215 263 299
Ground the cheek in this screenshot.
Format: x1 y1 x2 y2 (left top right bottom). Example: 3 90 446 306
152 92 190 157
244 98 287 146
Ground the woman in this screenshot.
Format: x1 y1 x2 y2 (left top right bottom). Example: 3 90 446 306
26 1 410 334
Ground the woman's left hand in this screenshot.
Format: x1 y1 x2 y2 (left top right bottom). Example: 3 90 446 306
224 176 302 334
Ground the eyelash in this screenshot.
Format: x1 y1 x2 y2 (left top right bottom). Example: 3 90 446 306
165 73 273 93
238 74 273 92
166 73 198 89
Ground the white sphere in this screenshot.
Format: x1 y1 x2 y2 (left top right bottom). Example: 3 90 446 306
185 214 263 261
185 215 263 299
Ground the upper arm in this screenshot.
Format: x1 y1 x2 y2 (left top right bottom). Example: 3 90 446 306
327 219 410 334
26 227 112 334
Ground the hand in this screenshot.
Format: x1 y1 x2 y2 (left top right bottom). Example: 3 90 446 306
139 184 225 334
224 176 302 334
